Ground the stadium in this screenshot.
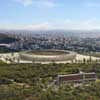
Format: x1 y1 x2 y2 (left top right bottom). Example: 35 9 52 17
19 50 76 63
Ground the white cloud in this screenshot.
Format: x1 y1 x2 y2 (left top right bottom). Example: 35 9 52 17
15 0 33 6
36 1 57 8
63 18 100 30
14 0 58 7
22 22 51 30
25 19 100 30
0 22 51 30
85 2 100 8
1 19 100 30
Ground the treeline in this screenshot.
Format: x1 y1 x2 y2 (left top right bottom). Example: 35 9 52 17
0 47 17 53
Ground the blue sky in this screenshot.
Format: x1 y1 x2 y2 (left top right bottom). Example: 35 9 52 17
0 0 100 30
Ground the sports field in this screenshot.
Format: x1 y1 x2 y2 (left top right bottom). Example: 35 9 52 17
27 50 69 55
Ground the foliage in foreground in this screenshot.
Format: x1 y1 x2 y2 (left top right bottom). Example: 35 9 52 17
0 63 100 100
0 81 100 100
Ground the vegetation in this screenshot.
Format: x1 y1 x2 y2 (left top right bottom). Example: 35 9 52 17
0 60 6 64
0 47 16 53
79 51 100 58
0 33 18 53
0 33 17 44
0 63 100 100
87 52 100 57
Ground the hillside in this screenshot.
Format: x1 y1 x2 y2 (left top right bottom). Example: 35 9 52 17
0 63 100 100
0 33 17 44
0 33 18 53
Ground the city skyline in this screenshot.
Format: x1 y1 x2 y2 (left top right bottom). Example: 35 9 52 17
0 0 100 30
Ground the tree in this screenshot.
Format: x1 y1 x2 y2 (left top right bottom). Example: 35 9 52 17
83 58 86 64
